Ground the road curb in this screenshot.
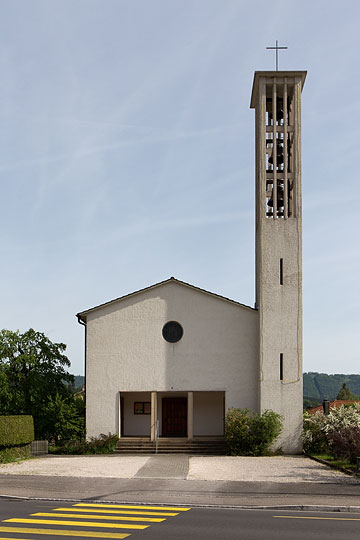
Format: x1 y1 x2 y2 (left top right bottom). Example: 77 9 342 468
1 495 360 514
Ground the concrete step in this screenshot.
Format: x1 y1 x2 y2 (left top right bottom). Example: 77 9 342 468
115 438 226 455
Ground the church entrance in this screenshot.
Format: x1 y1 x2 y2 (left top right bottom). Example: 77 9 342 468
162 397 187 437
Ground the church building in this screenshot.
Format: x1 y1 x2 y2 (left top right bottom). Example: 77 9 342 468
77 70 306 454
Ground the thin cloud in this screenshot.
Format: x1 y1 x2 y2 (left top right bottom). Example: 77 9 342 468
106 211 252 242
0 123 240 172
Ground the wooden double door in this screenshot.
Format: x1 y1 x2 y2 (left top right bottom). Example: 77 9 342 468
162 397 187 437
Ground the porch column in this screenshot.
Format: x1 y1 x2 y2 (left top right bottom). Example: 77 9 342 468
151 391 157 442
187 391 193 441
118 391 121 438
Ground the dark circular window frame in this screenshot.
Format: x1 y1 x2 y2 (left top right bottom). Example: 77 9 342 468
162 321 183 343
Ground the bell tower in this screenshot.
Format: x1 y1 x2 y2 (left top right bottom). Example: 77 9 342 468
250 71 306 453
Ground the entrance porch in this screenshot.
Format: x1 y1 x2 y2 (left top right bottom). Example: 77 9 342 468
118 391 225 441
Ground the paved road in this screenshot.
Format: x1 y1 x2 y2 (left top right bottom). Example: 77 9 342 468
1 474 360 509
1 498 360 540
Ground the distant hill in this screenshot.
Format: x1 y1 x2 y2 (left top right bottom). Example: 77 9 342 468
72 375 85 389
69 373 360 402
304 372 360 401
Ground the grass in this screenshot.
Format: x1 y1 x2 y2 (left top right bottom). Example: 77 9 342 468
311 452 359 474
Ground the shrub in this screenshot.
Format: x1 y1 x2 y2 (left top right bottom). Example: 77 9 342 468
302 410 328 454
323 403 360 434
327 426 360 464
324 405 360 463
225 408 283 456
302 404 360 460
0 416 34 447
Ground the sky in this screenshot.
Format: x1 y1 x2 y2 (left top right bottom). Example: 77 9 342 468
1 0 359 376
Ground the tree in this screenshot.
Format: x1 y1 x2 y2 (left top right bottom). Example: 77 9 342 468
0 328 84 440
303 397 321 411
336 383 358 401
41 393 85 443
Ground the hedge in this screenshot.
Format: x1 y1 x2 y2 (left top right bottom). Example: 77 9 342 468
0 416 34 448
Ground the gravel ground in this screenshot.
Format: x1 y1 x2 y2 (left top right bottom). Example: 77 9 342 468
188 455 358 483
0 454 357 483
0 454 150 478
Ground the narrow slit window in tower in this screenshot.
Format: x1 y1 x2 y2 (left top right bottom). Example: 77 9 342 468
280 258 283 285
280 353 284 381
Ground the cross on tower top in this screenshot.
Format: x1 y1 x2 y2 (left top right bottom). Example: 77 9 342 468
266 40 288 71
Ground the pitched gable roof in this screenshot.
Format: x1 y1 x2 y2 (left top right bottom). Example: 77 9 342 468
77 276 256 322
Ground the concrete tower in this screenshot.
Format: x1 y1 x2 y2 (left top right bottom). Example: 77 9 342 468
250 71 307 453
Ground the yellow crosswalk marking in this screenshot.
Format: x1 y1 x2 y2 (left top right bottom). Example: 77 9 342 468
75 503 190 512
0 526 129 539
274 515 360 521
54 507 178 517
4 519 148 530
31 512 165 523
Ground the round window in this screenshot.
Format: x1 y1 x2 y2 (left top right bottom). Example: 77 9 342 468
162 321 183 343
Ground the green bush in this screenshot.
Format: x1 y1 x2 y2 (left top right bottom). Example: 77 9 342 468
225 408 283 456
0 415 34 447
50 433 119 455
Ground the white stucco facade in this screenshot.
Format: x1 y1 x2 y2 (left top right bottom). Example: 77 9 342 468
80 279 258 440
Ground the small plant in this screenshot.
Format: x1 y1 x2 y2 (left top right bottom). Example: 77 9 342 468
85 433 119 454
225 408 283 456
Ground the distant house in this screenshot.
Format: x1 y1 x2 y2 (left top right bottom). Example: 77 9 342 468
74 385 85 401
308 400 360 415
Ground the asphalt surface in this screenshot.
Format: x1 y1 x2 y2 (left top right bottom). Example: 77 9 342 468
1 498 360 540
1 474 360 511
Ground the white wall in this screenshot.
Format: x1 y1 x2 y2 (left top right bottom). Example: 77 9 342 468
259 219 303 453
84 281 258 438
122 392 151 436
193 392 224 436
